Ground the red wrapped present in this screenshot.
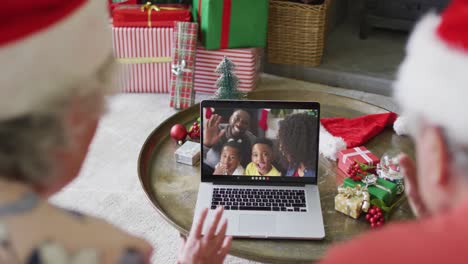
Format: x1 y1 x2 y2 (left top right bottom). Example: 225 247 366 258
112 27 173 93
112 3 191 28
194 46 262 94
337 147 380 177
170 22 198 109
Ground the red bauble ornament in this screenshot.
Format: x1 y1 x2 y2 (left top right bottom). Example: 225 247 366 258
170 124 188 144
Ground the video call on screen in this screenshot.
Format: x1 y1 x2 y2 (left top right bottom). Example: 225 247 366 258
202 107 319 179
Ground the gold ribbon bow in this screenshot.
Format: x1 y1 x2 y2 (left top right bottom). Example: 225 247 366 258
141 2 159 28
141 2 186 28
338 185 370 213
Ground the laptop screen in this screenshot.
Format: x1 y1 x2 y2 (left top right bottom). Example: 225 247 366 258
200 100 320 185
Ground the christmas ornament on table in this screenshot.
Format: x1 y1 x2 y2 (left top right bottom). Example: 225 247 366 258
369 194 407 222
366 205 385 228
188 120 201 139
112 26 174 93
213 56 245 100
345 160 376 182
192 0 269 50
337 146 380 178
335 185 370 219
194 46 262 95
170 124 188 145
343 174 398 205
170 22 198 109
377 150 405 195
320 112 398 160
112 2 191 28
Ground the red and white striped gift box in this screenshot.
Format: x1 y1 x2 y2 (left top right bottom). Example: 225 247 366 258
194 46 262 94
112 27 173 93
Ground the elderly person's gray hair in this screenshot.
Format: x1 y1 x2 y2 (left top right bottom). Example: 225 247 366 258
0 56 117 188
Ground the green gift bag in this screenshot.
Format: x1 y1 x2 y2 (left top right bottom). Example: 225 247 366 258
192 0 268 49
343 177 397 205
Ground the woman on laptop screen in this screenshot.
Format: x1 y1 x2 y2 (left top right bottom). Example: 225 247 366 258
278 113 318 177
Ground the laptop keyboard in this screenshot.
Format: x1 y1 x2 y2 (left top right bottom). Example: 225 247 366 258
211 188 307 212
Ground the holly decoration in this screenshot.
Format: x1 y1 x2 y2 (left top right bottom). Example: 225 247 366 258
170 124 188 145
346 160 376 181
188 121 200 139
365 205 385 228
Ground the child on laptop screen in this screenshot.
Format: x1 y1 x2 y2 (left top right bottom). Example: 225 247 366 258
213 139 245 175
245 138 281 176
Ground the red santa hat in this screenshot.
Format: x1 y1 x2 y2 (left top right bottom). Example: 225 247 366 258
0 1 112 121
394 0 468 144
319 112 398 160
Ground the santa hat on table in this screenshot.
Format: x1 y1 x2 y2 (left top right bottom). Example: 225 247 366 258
0 1 112 121
320 112 398 160
393 0 468 146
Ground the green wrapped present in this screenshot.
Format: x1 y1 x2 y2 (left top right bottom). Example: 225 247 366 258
343 176 397 205
192 0 269 49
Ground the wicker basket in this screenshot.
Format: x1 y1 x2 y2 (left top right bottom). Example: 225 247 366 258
267 0 330 66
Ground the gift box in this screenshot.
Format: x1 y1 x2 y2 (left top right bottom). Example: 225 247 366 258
335 185 370 219
175 141 201 165
192 0 269 49
170 22 198 109
338 146 380 177
112 27 173 93
194 46 262 94
113 3 191 28
343 177 397 205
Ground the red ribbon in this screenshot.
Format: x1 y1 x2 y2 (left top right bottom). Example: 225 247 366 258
220 0 232 49
197 0 202 27
198 0 232 49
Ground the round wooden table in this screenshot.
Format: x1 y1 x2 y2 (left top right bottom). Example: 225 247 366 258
138 88 414 263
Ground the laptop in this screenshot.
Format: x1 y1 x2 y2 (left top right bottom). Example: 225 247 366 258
194 100 325 239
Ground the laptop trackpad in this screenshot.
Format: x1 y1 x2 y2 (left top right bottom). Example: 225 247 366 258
239 215 276 234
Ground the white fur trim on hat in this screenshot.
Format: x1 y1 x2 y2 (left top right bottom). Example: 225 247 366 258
0 0 112 121
394 13 468 144
393 116 408 136
319 125 347 161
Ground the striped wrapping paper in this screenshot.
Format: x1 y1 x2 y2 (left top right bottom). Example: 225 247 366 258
194 46 262 94
112 27 173 93
169 22 198 109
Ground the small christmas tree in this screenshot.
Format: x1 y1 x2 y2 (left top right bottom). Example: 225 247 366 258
214 56 244 100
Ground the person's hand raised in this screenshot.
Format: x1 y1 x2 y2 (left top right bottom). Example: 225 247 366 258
399 154 429 218
177 207 232 264
203 114 226 147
